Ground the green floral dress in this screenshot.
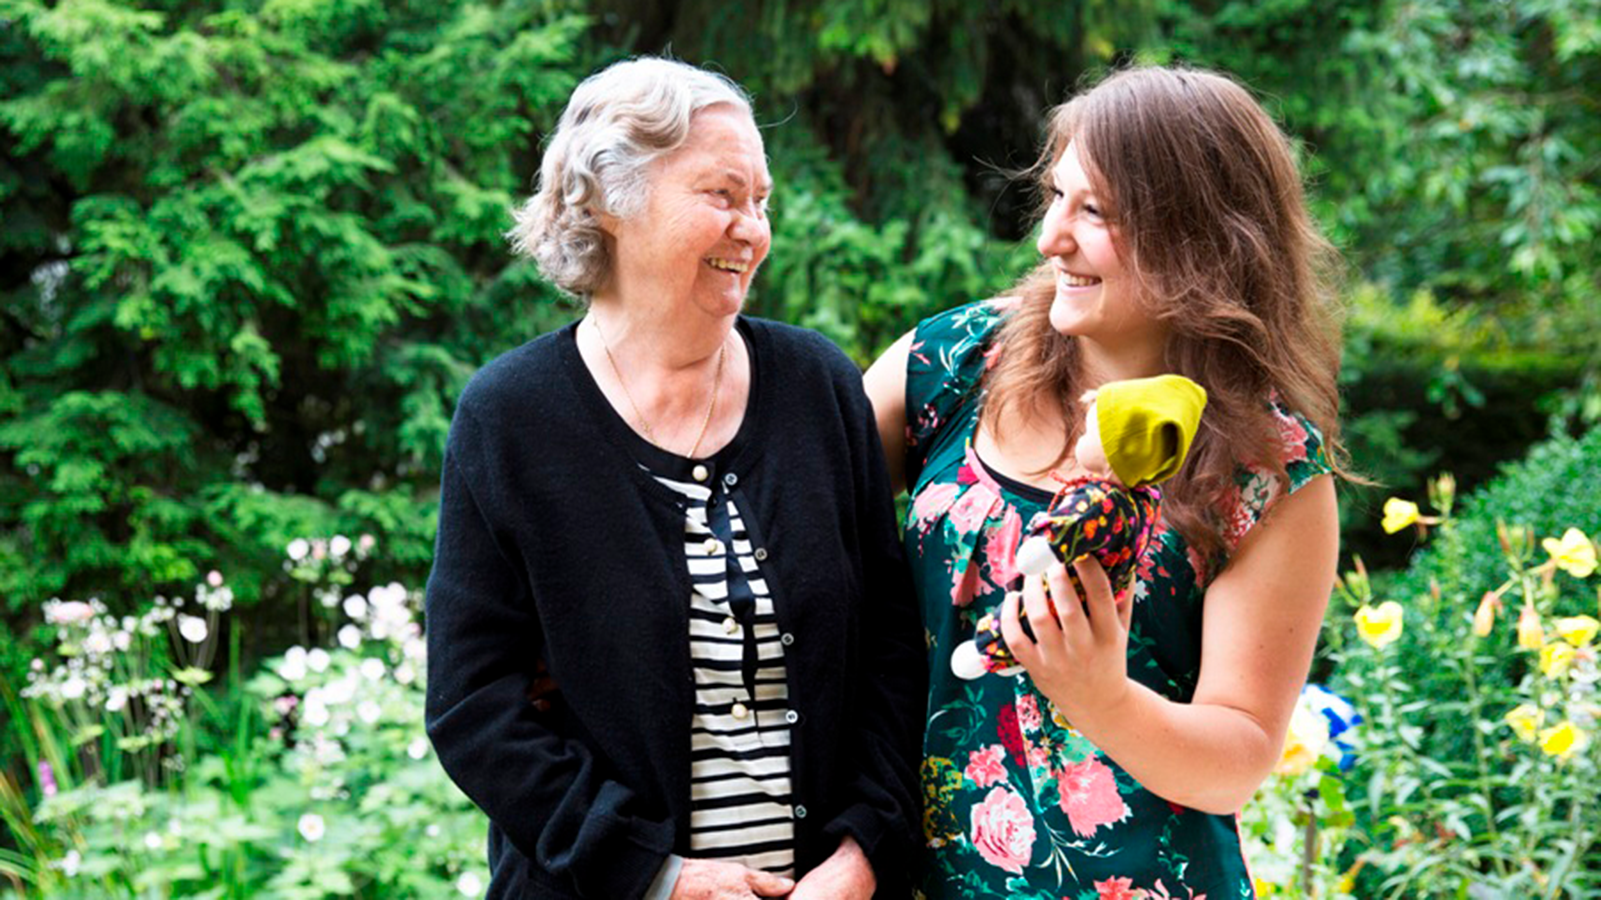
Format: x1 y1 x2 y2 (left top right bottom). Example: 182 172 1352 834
904 300 1331 900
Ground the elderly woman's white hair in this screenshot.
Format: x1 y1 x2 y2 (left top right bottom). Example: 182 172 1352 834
508 57 754 297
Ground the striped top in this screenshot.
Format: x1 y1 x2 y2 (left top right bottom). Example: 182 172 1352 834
652 462 796 876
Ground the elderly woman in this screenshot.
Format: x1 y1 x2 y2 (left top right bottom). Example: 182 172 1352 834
424 58 924 900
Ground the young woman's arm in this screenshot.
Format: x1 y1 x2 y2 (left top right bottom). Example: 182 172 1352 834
1003 474 1339 814
862 330 914 495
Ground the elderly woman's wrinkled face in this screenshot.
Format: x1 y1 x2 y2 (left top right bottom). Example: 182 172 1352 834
605 105 771 319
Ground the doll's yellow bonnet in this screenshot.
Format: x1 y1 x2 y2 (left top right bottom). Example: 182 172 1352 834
1095 374 1208 488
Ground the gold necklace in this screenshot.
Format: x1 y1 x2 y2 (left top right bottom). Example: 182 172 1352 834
592 317 727 459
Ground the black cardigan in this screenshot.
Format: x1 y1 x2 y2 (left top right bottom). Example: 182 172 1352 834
424 316 926 899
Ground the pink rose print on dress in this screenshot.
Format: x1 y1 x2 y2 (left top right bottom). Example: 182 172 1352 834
1026 745 1050 769
964 744 1007 788
1015 692 1042 732
911 482 960 535
950 556 986 607
1056 757 1131 838
969 786 1036 875
984 506 1024 587
1273 409 1310 465
947 482 998 536
1095 875 1142 900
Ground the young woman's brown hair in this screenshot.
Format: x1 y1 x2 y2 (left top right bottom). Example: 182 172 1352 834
981 65 1348 563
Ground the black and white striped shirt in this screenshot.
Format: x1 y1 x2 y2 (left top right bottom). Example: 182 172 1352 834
653 462 796 876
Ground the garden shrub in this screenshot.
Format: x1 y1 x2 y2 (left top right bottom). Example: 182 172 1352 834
1316 423 1601 896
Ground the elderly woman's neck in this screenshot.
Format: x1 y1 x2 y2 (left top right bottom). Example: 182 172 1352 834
585 297 734 371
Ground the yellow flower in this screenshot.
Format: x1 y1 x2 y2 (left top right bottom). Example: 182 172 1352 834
1540 642 1576 678
1472 592 1500 637
1518 604 1545 651
1276 703 1330 776
1538 720 1588 760
1504 703 1543 742
1543 528 1597 578
1557 615 1601 648
1354 601 1404 649
1381 498 1421 534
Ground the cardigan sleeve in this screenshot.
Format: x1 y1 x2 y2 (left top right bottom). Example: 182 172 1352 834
424 402 675 899
817 362 928 890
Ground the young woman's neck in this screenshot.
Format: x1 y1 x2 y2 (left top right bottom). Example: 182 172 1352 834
1076 335 1168 388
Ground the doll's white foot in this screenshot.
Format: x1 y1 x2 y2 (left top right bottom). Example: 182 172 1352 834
1015 536 1057 577
951 641 988 680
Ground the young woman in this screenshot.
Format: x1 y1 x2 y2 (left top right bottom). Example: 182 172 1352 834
865 66 1345 898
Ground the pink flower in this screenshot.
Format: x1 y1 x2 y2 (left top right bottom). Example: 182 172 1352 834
969 786 1035 875
950 556 985 607
1026 745 1050 769
1015 693 1042 732
948 483 998 536
1095 876 1143 900
964 745 1007 788
911 482 960 532
985 506 1024 586
1274 410 1310 464
1057 757 1131 838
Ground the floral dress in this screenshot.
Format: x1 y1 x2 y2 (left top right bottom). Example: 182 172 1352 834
904 300 1331 900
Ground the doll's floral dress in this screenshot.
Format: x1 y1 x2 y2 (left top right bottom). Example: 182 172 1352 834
904 300 1331 900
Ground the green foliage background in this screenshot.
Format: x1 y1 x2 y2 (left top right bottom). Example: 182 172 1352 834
2 0 1597 687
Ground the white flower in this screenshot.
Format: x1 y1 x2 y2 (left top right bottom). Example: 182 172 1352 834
30 658 43 672
60 676 87 701
287 539 310 562
408 738 430 760
425 824 440 838
357 700 381 724
393 663 416 685
342 595 368 620
338 625 362 650
144 831 162 850
178 616 208 644
83 631 113 655
45 600 95 626
322 675 357 706
302 698 330 727
358 534 376 554
330 534 352 557
307 649 331 673
457 872 484 896
317 588 340 609
297 813 326 842
113 631 131 651
206 570 224 588
106 688 128 712
278 647 308 681
403 637 427 661
58 849 82 877
359 658 386 681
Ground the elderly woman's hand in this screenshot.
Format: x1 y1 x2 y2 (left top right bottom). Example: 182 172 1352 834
669 859 794 899
787 835 875 899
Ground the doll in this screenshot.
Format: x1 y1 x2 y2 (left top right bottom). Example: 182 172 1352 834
951 374 1208 679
